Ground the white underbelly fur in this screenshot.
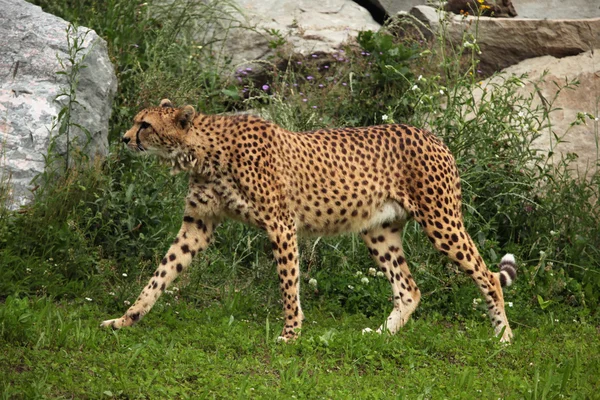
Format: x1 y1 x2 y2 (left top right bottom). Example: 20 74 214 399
357 201 408 232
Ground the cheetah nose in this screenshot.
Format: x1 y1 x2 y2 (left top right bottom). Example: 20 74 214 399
122 136 131 144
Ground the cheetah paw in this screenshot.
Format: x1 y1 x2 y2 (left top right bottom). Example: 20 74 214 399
100 316 132 330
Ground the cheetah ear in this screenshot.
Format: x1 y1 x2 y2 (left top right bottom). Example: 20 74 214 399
159 98 173 108
174 105 195 130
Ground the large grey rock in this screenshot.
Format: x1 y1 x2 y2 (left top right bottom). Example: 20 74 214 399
0 0 117 209
201 0 381 67
365 0 600 19
477 51 600 175
410 6 600 75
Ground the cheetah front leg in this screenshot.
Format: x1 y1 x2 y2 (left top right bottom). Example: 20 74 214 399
268 222 303 341
101 207 217 329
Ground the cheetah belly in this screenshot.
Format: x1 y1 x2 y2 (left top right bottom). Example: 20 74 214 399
358 201 408 231
297 201 409 236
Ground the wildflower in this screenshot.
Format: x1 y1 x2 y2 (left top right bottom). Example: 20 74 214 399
122 273 128 277
109 292 116 296
312 106 317 109
318 84 324 88
362 327 374 334
85 297 93 302
381 114 388 121
324 65 329 69
361 277 369 284
262 84 269 91
342 82 347 86
376 271 385 278
417 74 423 81
508 302 513 307
124 300 131 306
348 285 354 290
312 54 318 58
411 85 419 91
245 67 252 71
306 76 314 80
302 98 308 102
439 89 444 95
309 278 317 287
355 271 363 277
368 267 377 276
297 61 302 65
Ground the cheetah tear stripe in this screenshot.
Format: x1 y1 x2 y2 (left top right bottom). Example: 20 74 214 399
498 253 517 287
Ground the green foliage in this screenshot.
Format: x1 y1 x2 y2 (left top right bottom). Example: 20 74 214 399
6 0 598 356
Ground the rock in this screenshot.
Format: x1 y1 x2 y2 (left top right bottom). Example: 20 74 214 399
409 6 600 76
357 0 424 17
478 51 600 175
203 0 381 68
0 0 117 210
443 0 517 18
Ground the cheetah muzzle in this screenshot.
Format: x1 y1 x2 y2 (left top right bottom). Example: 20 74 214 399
101 99 517 343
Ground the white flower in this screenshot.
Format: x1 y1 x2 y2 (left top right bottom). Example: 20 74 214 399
360 277 369 284
381 114 388 121
362 327 374 334
368 267 377 276
85 297 93 302
308 278 318 288
124 300 131 306
348 285 354 290
508 302 513 308
109 292 116 296
417 74 423 81
376 271 385 278
355 271 363 277
439 89 444 95
472 298 482 305
122 273 128 277
411 85 419 91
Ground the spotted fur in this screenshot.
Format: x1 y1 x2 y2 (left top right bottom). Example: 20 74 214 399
100 99 517 342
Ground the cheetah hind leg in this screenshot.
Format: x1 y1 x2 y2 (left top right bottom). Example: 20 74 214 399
361 222 421 335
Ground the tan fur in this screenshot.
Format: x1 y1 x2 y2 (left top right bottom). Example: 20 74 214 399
101 99 517 342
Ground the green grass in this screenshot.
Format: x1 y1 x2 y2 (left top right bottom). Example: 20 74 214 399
1 293 599 399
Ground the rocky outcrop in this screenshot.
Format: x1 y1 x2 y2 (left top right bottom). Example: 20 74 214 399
478 51 600 175
204 0 381 68
410 6 600 75
0 0 117 209
359 0 600 19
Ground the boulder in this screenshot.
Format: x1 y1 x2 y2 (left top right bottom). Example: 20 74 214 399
478 51 600 175
201 0 381 67
0 0 117 210
410 6 600 76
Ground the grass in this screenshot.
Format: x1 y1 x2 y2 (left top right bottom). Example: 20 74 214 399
1 294 599 399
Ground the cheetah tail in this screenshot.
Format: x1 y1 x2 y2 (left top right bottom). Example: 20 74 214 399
498 253 517 287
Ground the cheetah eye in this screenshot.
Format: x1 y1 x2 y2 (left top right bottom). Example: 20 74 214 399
140 121 151 130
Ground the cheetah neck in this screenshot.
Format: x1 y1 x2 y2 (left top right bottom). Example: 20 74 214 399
162 114 223 176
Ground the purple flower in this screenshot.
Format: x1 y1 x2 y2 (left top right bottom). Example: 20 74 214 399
318 84 324 88
297 61 302 65
312 105 317 109
262 84 269 91
245 67 252 71
306 76 314 80
302 98 308 102
312 54 318 58
342 82 347 86
324 65 329 69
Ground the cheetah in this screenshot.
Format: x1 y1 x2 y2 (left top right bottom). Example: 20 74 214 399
101 99 517 342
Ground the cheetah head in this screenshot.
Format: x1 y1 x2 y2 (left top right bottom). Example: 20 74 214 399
122 99 198 173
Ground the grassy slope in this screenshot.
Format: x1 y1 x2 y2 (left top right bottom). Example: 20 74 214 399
1 294 598 399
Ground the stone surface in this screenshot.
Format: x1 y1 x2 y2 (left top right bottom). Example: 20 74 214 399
360 0 600 19
0 0 117 209
205 0 381 67
477 51 600 175
409 6 600 75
